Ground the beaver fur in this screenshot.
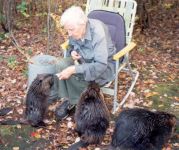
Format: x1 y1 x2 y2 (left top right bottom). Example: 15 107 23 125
110 108 176 150
68 82 110 150
25 74 55 127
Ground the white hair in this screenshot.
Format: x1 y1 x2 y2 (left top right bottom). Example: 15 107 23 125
60 6 88 27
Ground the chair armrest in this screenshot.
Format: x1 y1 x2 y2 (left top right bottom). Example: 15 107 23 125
60 40 69 51
113 42 136 61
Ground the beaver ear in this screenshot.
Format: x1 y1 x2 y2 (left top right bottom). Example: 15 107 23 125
37 74 44 82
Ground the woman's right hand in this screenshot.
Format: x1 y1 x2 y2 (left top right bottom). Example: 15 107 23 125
71 51 81 61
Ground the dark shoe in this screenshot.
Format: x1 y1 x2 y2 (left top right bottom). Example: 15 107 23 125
68 140 89 150
32 121 46 128
0 107 13 116
55 99 75 121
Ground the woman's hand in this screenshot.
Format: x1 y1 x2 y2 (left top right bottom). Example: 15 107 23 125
56 66 76 80
71 51 81 61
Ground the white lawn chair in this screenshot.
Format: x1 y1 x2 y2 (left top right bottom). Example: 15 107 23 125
86 0 139 113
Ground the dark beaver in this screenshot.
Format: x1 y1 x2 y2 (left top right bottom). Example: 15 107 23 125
68 82 110 150
110 108 176 150
25 74 55 127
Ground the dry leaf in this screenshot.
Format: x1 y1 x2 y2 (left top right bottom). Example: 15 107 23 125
173 143 179 146
16 124 21 129
144 79 155 84
143 101 153 107
16 108 23 114
75 137 80 143
67 121 74 129
13 147 19 150
145 92 159 98
31 132 41 139
174 97 179 101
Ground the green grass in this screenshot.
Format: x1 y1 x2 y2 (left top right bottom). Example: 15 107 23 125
148 79 179 117
0 125 49 150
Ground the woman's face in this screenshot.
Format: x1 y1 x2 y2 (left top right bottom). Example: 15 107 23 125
65 23 85 40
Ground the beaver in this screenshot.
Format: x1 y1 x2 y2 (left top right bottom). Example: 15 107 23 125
109 108 176 150
25 74 55 127
0 74 55 127
68 82 110 150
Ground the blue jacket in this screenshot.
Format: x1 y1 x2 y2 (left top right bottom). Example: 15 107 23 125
67 19 116 86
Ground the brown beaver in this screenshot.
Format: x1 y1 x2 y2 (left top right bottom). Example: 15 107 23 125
25 74 55 127
0 74 55 126
68 82 110 150
109 108 176 150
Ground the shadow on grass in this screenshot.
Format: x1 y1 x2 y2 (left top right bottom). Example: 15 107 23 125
0 125 50 150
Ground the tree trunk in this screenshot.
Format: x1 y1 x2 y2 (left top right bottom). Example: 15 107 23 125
0 0 16 32
136 0 151 31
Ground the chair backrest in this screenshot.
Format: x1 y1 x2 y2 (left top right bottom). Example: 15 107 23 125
88 10 125 52
86 0 137 44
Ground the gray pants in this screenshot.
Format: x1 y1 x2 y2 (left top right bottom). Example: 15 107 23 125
56 57 89 105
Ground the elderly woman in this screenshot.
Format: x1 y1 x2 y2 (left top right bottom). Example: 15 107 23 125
56 6 116 119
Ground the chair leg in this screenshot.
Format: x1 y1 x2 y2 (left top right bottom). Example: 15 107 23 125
119 69 139 107
103 58 139 114
112 60 120 114
113 58 139 114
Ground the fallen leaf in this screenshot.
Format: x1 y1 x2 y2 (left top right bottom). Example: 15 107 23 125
66 117 72 121
67 121 74 129
13 147 19 150
143 101 153 107
31 132 41 139
145 92 159 98
11 79 16 84
75 137 80 143
16 108 23 114
173 143 179 146
144 79 155 84
174 97 179 101
16 124 21 129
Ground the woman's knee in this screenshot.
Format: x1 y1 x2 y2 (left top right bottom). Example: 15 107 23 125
56 57 74 72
